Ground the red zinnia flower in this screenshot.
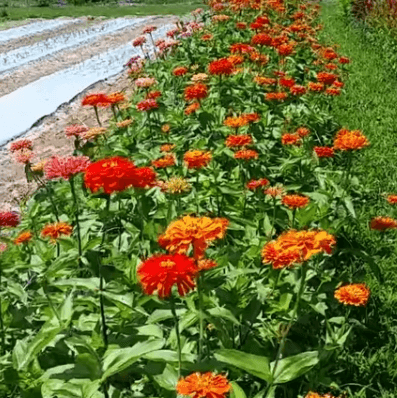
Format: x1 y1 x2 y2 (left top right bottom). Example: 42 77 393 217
281 133 301 146
325 87 341 96
84 156 137 194
308 82 324 92
0 211 19 227
230 43 254 54
184 150 212 169
173 66 189 76
184 83 208 102
9 139 33 153
81 93 110 107
387 195 397 205
234 149 258 160
208 58 234 75
225 134 253 147
130 167 157 189
136 99 159 111
146 90 162 100
266 92 288 101
41 222 73 244
251 33 273 46
314 146 334 158
316 72 338 85
279 77 295 88
247 178 269 190
277 43 294 56
282 194 310 209
137 253 198 298
339 56 350 64
370 216 397 231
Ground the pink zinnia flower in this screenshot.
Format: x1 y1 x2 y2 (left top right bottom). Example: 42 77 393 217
65 124 89 138
135 77 157 88
9 139 33 153
143 25 157 34
132 36 146 47
14 149 34 164
44 155 91 181
0 211 19 227
0 242 7 252
136 99 159 111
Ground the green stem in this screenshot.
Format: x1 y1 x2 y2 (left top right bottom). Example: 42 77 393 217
111 105 117 121
170 295 182 378
267 265 307 395
69 178 83 270
93 106 102 127
269 198 277 240
292 208 297 229
196 172 200 215
31 170 59 222
197 272 204 361
0 265 4 355
118 197 122 252
44 283 61 324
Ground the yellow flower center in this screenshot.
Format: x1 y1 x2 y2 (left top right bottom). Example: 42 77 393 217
160 260 176 268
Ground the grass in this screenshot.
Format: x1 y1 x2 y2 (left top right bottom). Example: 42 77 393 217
319 2 397 397
0 1 205 20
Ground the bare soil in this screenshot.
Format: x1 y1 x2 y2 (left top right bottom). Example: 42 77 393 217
0 15 178 214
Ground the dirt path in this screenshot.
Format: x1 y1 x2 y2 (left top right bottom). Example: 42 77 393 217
0 15 179 214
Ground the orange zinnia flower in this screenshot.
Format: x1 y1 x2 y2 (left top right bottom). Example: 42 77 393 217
254 76 277 86
281 133 301 146
387 195 397 205
152 154 176 169
325 87 341 96
173 66 189 76
308 82 324 92
234 149 258 160
41 222 73 244
266 92 288 101
197 259 218 271
176 372 231 398
251 33 273 46
265 185 285 198
158 215 229 260
137 253 198 298
370 216 397 231
161 144 176 152
184 83 208 102
224 116 249 129
14 231 33 245
262 229 336 269
316 72 338 85
290 85 307 96
184 150 212 169
296 127 310 138
334 283 370 307
185 102 201 115
225 134 253 148
333 129 369 151
282 194 310 209
208 58 234 75
277 43 294 56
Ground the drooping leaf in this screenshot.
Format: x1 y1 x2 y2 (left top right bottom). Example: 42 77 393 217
214 349 271 382
230 381 247 398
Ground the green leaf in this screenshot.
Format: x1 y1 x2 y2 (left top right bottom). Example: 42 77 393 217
143 350 196 363
208 307 239 325
52 278 100 291
153 364 178 391
230 381 247 398
270 351 319 384
214 349 271 382
343 197 356 219
101 339 165 381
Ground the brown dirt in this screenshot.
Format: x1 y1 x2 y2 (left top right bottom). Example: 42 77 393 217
0 15 179 214
0 15 178 96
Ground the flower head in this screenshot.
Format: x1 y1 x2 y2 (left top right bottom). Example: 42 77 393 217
14 149 34 164
308 82 324 92
282 194 310 209
31 158 49 173
184 150 212 169
0 211 19 227
173 66 189 76
14 231 33 245
81 127 107 141
41 222 73 244
135 77 157 88
281 133 301 146
224 117 249 129
116 119 134 129
314 146 334 158
333 129 369 151
166 177 192 194
208 58 234 75
143 25 157 34
266 92 288 101
136 99 159 111
65 124 89 138
247 178 269 190
81 93 110 107
192 73 208 83
279 77 295 88
185 102 201 115
251 33 273 46
137 253 198 298
185 83 208 102
225 134 253 148
262 229 336 269
265 185 285 198
334 283 370 307
370 216 397 231
132 36 146 47
159 215 229 260
176 372 231 398
387 195 397 205
152 154 176 169
44 155 91 181
9 139 33 153
234 149 258 160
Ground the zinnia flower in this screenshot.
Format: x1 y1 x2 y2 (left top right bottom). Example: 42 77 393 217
132 36 146 47
230 43 254 54
0 211 19 227
247 178 269 190
262 229 336 269
308 82 324 92
296 127 310 138
387 195 397 205
65 124 89 138
266 92 288 101
333 129 370 151
277 43 294 56
279 77 295 88
41 222 73 244
282 194 310 209
173 66 189 76
334 283 370 307
152 154 176 169
14 231 33 245
339 56 350 64
225 134 253 148
136 99 159 111
81 127 107 141
265 185 285 198
314 146 334 158
116 119 134 129
325 87 341 96
370 216 397 231
161 144 176 152
254 76 277 86
162 124 171 133
234 149 258 160
208 58 234 75
290 85 307 96
44 155 91 181
176 372 231 398
251 33 273 46
185 102 201 115
166 177 192 194
137 253 198 298
158 215 229 260
184 150 212 169
224 117 249 129
184 83 208 102
316 72 337 85
9 139 33 153
130 167 157 189
281 133 301 146
81 93 110 107
107 91 126 105
14 149 34 164
192 73 208 83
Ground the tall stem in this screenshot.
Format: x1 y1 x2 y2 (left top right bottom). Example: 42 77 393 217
196 172 200 215
44 283 61 324
69 178 82 270
267 266 307 396
170 295 182 377
197 272 204 361
0 265 5 355
93 106 102 127
118 197 122 252
269 197 277 240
